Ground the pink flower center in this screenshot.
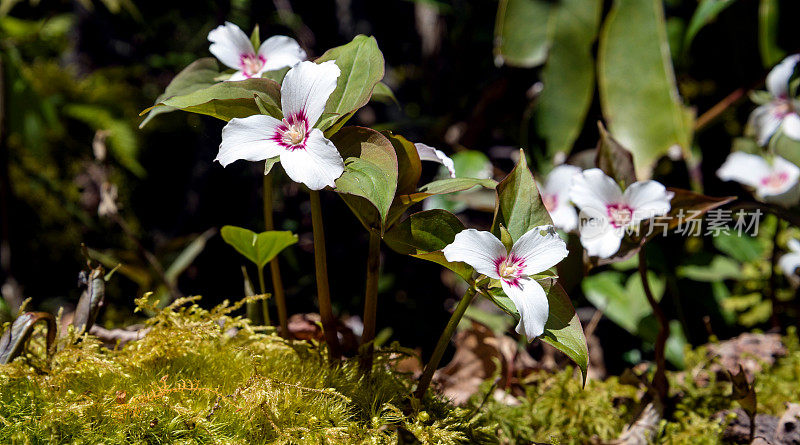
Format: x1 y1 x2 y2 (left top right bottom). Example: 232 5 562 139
273 113 309 150
606 203 633 228
542 193 558 212
773 100 795 119
494 255 526 287
761 171 789 191
240 54 266 77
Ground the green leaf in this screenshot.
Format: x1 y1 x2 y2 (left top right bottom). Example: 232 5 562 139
424 150 494 213
261 67 290 84
332 127 398 231
493 0 554 68
758 0 784 68
164 229 215 284
139 58 222 128
382 132 422 195
539 279 589 385
383 209 474 281
490 151 551 241
676 256 741 282
315 35 385 131
387 177 498 228
713 232 764 263
582 270 664 335
534 0 602 157
143 78 282 123
595 121 637 189
371 82 398 105
220 226 298 269
684 0 738 52
598 0 694 178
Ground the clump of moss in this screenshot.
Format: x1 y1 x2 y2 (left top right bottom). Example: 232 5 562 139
0 296 497 443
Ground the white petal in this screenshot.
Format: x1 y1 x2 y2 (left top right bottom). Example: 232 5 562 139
208 22 255 70
441 229 506 279
623 180 674 224
569 168 624 215
579 224 623 259
789 239 800 253
510 225 568 276
501 278 549 340
544 164 581 201
227 71 249 82
279 129 344 190
281 60 341 128
216 115 284 167
717 151 771 189
766 54 800 99
258 35 307 71
779 252 800 277
415 143 456 178
747 104 783 146
549 203 579 232
782 113 800 141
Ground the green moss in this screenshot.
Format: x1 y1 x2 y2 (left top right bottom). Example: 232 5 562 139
3 299 800 444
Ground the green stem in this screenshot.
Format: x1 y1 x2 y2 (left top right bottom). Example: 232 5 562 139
309 190 341 360
638 245 669 401
263 174 288 335
359 230 382 373
414 286 476 399
257 266 271 326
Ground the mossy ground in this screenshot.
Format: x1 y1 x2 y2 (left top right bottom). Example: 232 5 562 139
1 297 798 444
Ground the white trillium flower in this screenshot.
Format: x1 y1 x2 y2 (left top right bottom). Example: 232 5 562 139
569 168 674 259
414 143 456 178
748 54 800 145
538 164 581 232
779 239 800 285
717 152 800 206
208 21 306 81
216 61 345 191
442 226 568 340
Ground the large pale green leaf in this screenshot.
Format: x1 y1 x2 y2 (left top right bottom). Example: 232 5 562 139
142 78 282 123
315 35 385 131
539 279 589 385
220 226 298 269
598 0 695 178
332 127 398 231
490 151 551 241
582 270 664 335
493 0 553 67
534 0 602 157
139 58 222 128
383 209 473 281
758 0 784 68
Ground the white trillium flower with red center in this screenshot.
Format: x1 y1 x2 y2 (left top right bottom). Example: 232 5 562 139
208 22 306 81
442 226 568 340
538 164 581 232
748 54 800 145
779 239 800 285
414 143 456 178
569 168 674 259
717 152 800 206
215 61 345 190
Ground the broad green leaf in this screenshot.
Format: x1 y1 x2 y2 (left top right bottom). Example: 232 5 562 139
598 0 694 178
220 226 298 269
773 133 800 166
143 78 282 123
315 35 385 131
493 0 553 67
383 209 474 280
595 122 637 189
332 127 398 231
490 151 551 241
713 232 764 263
424 150 494 213
164 228 216 284
758 0 784 68
139 58 221 128
676 256 741 282
534 0 601 157
684 0 738 53
387 177 498 228
261 67 290 84
583 270 664 335
539 279 589 385
382 132 422 195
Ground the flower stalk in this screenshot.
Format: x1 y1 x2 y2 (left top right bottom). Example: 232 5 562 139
359 229 382 373
638 243 669 401
263 173 288 335
309 190 341 360
414 285 477 399
256 260 271 326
